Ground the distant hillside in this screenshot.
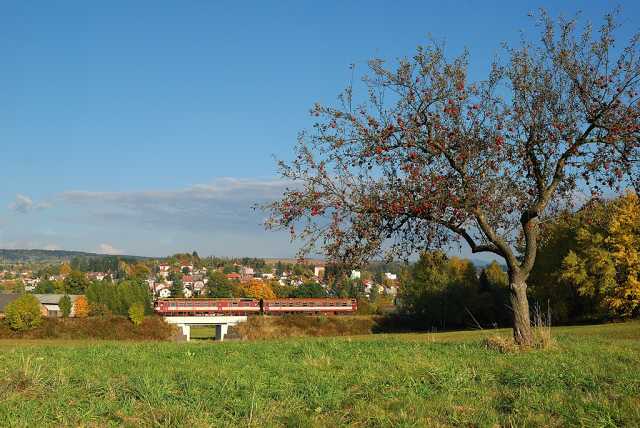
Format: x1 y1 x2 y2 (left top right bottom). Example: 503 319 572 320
0 249 146 264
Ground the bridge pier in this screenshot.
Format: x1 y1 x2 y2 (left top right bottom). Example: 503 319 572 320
178 324 191 341
215 324 228 341
163 316 246 342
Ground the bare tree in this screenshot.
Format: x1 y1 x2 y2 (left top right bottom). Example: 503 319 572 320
263 11 640 345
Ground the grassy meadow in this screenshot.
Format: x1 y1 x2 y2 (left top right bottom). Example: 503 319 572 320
1 322 639 427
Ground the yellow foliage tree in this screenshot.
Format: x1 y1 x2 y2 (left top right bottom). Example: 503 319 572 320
74 296 90 318
561 192 640 318
242 280 276 300
59 262 72 276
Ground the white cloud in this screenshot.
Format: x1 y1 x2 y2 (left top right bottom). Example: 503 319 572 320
98 243 123 255
60 177 293 232
9 194 34 213
8 194 52 213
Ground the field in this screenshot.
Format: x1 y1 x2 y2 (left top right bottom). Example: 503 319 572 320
1 322 639 427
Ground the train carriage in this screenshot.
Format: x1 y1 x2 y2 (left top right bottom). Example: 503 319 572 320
263 298 357 315
154 298 260 316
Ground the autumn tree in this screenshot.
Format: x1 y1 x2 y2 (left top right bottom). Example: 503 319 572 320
561 192 640 318
59 262 72 277
242 280 276 300
264 11 640 345
73 296 90 318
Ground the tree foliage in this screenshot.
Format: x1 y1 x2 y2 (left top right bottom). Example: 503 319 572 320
4 294 42 331
74 296 90 318
206 271 233 298
560 192 640 318
64 270 90 294
242 280 276 300
59 295 72 318
85 280 152 316
128 303 146 326
399 253 511 329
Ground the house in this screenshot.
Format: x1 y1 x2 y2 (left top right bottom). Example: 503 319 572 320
226 273 241 281
87 272 108 281
34 294 83 317
350 270 361 280
262 273 274 280
364 281 384 295
384 272 398 281
0 293 22 318
182 275 194 287
314 266 325 279
193 280 206 293
240 266 254 282
158 288 171 298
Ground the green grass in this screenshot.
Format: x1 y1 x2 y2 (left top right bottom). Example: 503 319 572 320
190 325 217 339
1 322 639 427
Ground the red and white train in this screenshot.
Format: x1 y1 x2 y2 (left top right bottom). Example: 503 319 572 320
154 298 357 316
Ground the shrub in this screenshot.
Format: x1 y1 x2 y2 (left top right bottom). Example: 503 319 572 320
129 303 145 326
59 295 72 318
4 294 43 331
89 302 112 317
0 316 175 340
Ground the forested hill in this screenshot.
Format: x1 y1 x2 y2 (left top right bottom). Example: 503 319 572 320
0 249 146 263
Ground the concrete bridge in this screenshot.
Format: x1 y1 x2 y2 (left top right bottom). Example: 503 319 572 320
163 316 248 341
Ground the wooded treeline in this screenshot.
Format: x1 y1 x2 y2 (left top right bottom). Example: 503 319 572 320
399 193 640 328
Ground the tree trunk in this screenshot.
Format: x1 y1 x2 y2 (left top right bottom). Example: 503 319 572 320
509 280 533 346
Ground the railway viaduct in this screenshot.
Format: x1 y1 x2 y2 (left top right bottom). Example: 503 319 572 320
163 315 248 341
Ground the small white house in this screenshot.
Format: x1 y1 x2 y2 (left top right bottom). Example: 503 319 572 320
314 266 325 278
350 270 361 280
384 272 398 281
158 288 171 298
193 280 206 292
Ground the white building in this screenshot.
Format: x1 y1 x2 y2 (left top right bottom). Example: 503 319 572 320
384 272 398 281
350 270 361 280
314 266 325 279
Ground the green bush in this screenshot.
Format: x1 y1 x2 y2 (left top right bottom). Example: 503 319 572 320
4 294 43 331
128 303 145 326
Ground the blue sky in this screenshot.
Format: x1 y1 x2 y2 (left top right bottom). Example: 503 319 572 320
1 0 638 257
